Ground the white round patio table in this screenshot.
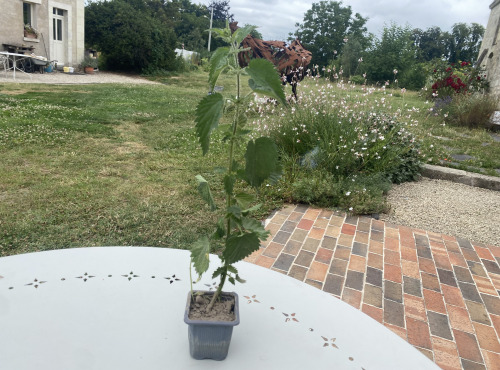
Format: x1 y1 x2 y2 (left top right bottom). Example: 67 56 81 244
0 247 438 369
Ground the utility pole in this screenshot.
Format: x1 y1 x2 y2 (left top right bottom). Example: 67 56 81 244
208 5 214 51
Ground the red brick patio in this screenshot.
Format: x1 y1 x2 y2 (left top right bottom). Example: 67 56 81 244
244 204 500 370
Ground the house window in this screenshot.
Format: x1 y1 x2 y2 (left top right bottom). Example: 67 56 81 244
23 2 32 25
52 8 64 41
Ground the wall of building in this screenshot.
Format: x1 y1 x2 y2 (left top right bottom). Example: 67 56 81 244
478 0 500 99
0 0 47 56
0 0 84 67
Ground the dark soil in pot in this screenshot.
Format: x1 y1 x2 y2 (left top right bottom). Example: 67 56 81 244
188 292 236 322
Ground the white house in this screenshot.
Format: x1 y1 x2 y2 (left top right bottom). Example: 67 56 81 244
0 0 84 67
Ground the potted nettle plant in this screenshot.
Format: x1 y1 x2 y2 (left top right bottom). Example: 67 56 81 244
81 56 98 74
185 23 287 361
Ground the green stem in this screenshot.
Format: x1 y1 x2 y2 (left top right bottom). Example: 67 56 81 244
189 261 194 301
208 42 242 312
207 267 227 311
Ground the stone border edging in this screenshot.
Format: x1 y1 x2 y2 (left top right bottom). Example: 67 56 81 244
421 164 500 191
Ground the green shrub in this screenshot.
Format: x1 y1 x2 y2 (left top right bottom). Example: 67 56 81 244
440 93 499 129
290 171 391 214
255 79 422 214
268 106 420 184
349 75 366 85
85 0 177 73
291 172 342 206
399 63 426 90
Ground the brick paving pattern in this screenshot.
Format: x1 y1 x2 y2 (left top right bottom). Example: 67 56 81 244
245 204 500 370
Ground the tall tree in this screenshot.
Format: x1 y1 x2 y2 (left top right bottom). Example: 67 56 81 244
167 0 211 52
208 0 234 24
290 1 369 67
85 0 177 72
340 36 365 77
363 23 422 87
445 23 485 63
412 26 448 62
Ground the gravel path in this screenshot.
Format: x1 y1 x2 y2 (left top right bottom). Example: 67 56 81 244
0 70 160 84
380 178 500 247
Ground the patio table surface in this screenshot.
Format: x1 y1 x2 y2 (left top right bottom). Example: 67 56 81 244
0 246 437 369
243 204 500 370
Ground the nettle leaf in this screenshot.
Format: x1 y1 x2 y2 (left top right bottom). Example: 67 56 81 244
244 137 282 188
236 110 248 128
195 93 224 155
233 24 257 44
223 232 261 265
242 203 262 215
232 160 240 172
209 47 230 90
235 192 255 209
195 175 217 211
190 236 210 277
212 266 226 279
247 59 287 106
242 217 270 241
235 274 246 283
209 27 232 43
237 129 252 137
226 205 242 221
212 217 226 240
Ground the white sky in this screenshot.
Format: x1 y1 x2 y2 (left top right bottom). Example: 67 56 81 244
197 0 493 40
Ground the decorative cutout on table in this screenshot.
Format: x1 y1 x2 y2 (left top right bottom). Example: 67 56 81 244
76 273 95 282
165 274 180 284
244 295 260 304
122 272 139 281
3 271 371 369
321 336 339 349
25 279 46 288
282 312 299 322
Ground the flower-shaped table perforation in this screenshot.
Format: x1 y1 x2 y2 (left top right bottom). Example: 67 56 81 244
0 247 438 369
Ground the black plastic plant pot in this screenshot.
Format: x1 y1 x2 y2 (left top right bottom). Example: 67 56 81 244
184 291 240 360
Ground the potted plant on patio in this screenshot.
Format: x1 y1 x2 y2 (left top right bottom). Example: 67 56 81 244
80 56 98 74
185 23 287 360
24 24 39 39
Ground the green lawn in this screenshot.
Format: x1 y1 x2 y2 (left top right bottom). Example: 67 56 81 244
0 72 498 256
0 72 279 256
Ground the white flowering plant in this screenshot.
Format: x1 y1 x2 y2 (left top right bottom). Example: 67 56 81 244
250 72 422 214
